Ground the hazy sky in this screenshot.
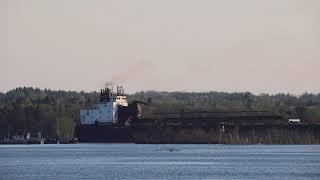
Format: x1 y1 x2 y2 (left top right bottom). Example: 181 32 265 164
1 0 319 94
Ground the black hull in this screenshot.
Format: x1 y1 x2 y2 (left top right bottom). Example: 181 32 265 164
131 124 320 144
75 124 133 142
76 123 320 144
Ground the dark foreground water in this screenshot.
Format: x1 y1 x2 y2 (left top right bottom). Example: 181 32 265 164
1 144 320 180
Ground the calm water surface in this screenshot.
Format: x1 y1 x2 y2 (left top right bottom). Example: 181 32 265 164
0 144 320 179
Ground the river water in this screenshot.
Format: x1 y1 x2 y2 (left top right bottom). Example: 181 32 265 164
0 144 320 179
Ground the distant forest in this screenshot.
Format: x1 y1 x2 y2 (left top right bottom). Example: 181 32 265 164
1 87 320 138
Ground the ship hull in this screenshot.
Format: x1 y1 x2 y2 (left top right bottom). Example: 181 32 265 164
131 124 320 144
75 123 320 144
75 124 133 142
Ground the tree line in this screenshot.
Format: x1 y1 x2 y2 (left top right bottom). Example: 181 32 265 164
1 87 320 138
0 87 98 139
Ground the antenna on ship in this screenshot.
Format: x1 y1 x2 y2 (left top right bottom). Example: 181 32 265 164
100 87 112 102
117 85 124 96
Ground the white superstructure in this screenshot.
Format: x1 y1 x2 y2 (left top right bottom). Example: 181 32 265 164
80 86 128 125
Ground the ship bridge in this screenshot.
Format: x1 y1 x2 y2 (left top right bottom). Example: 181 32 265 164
80 86 128 125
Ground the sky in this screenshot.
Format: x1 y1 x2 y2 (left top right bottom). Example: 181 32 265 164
1 0 319 94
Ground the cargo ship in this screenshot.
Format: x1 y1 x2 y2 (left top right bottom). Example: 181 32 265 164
75 87 320 144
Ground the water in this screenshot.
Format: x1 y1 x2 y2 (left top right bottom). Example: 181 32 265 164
1 144 320 180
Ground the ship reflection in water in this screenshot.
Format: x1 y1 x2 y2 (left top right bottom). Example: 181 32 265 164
1 144 320 179
156 146 180 152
